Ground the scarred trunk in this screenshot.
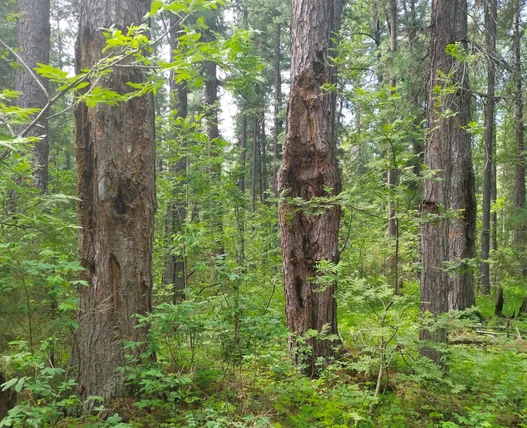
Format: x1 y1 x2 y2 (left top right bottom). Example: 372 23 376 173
278 0 342 376
15 0 50 193
420 0 476 361
72 0 155 401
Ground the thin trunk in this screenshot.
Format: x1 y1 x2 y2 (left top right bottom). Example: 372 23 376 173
203 11 224 255
386 0 399 292
239 114 247 193
272 23 282 196
164 15 188 303
513 0 526 246
480 0 497 294
16 0 50 193
261 115 268 202
251 115 259 215
421 0 476 363
278 0 342 376
72 0 155 400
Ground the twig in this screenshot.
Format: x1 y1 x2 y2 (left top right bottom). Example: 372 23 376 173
0 37 49 99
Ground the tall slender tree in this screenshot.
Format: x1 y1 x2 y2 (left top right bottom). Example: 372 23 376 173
277 0 343 376
513 0 526 247
164 14 189 304
15 0 51 193
421 0 476 361
72 0 155 400
480 0 497 294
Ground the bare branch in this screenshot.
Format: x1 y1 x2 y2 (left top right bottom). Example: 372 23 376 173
0 37 49 99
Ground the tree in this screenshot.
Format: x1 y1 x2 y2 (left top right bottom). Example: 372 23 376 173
15 0 51 193
71 0 155 400
480 0 497 294
163 15 189 304
277 0 342 376
513 0 525 247
420 0 476 360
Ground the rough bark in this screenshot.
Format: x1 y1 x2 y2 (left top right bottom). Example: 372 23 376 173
277 0 342 376
15 0 50 193
480 0 497 294
420 0 476 362
72 0 155 401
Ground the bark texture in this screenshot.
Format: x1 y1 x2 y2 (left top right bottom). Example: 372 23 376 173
420 0 476 360
277 0 342 376
72 0 155 401
480 0 497 294
15 0 50 193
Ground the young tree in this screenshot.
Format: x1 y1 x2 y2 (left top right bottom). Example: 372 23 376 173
71 0 155 400
420 0 476 360
277 0 342 376
15 0 51 193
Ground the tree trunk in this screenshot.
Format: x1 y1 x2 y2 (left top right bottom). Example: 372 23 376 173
420 0 476 362
251 115 259 215
15 0 50 193
513 0 526 247
386 0 399 291
480 0 497 294
203 11 224 255
239 114 247 193
261 115 268 202
277 0 342 376
164 15 188 304
72 0 155 401
272 23 283 196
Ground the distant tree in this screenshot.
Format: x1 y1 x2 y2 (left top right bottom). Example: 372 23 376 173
15 0 51 192
480 0 497 294
71 0 155 400
278 0 343 376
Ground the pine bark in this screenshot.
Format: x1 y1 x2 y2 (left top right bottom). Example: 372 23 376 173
72 0 155 401
278 0 342 376
15 0 50 193
421 0 476 361
480 0 497 294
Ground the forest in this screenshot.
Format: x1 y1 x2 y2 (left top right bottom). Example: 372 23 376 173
1 0 527 426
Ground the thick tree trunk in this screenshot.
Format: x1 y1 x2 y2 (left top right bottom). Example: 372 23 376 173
278 0 342 376
480 0 497 294
420 0 476 362
272 23 282 196
15 0 50 193
72 0 155 401
513 0 526 247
